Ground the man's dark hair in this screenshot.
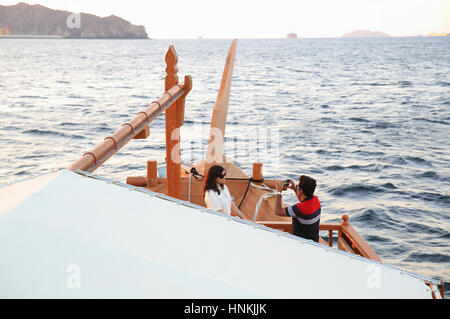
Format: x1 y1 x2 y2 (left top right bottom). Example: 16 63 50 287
298 175 316 197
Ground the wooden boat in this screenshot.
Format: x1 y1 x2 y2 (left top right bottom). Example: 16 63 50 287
0 40 444 299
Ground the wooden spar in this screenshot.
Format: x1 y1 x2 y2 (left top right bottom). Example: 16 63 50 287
68 83 186 173
68 46 192 174
204 39 238 173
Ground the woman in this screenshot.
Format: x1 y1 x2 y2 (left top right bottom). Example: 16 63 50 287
204 165 247 219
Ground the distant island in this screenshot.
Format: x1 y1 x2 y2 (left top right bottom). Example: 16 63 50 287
342 30 390 38
0 2 148 39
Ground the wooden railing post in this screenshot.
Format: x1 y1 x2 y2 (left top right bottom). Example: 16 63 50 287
176 75 192 128
165 45 181 199
253 162 263 184
147 160 158 187
328 230 333 247
341 214 349 226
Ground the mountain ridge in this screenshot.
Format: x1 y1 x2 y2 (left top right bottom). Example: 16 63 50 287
0 2 148 39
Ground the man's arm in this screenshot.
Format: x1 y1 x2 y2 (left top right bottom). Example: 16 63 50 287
274 181 288 217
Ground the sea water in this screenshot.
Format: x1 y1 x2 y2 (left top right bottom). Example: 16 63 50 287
0 37 449 295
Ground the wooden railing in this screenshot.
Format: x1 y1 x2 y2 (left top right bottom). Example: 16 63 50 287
258 215 382 262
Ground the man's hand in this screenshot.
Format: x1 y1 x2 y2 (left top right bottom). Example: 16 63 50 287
287 179 297 191
274 180 286 217
276 180 284 193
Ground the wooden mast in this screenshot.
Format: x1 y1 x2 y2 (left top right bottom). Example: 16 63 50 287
165 45 181 199
204 39 238 174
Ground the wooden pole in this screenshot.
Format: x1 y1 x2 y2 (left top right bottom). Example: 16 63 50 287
252 162 263 184
165 45 181 199
147 160 158 187
176 75 192 128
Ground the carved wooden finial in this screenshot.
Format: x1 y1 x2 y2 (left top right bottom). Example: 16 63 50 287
165 45 179 81
341 215 349 226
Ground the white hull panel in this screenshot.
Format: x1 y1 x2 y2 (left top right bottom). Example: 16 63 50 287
0 170 440 298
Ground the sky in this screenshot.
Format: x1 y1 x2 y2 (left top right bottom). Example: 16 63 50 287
2 0 450 38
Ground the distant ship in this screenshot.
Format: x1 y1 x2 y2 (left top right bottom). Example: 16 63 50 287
428 31 448 37
286 33 298 39
0 27 11 36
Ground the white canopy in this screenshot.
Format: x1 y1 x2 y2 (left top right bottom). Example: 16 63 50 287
0 170 440 298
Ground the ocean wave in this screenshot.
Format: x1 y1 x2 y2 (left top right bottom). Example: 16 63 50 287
315 149 337 156
324 165 345 171
68 94 85 99
323 164 382 173
23 129 66 137
411 192 450 205
367 121 399 129
330 184 386 197
404 156 432 165
351 208 398 230
387 155 432 166
414 171 440 179
414 117 449 126
131 95 150 99
2 126 20 131
19 95 48 99
398 80 413 87
365 234 392 243
353 82 395 87
404 222 448 236
406 252 450 263
349 117 369 123
59 122 80 127
348 164 382 172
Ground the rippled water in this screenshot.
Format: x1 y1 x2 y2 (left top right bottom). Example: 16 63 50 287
1 37 449 296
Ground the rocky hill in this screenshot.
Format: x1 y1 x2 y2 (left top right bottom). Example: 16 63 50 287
0 2 148 39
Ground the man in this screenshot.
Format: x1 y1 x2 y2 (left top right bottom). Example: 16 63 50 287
274 175 321 242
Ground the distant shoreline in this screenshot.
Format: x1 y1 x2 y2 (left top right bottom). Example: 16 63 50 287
0 35 447 40
0 35 152 39
0 35 63 39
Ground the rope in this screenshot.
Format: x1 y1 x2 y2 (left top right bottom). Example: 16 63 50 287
252 191 280 222
250 183 281 221
187 166 265 209
238 179 251 209
188 171 192 202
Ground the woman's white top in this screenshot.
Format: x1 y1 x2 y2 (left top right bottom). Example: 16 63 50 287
204 185 232 215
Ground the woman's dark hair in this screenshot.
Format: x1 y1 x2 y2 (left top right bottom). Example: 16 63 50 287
298 175 316 197
204 165 225 195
